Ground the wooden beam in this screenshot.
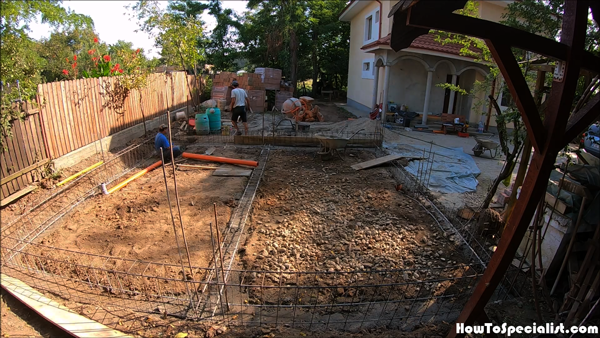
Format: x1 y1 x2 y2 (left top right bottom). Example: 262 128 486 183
1 274 133 338
404 11 600 74
487 40 545 152
0 186 37 207
448 1 590 337
562 94 600 147
0 159 50 185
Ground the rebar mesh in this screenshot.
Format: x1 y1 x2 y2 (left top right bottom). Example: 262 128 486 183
1 124 512 332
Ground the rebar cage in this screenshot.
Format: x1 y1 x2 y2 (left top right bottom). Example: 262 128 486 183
0 127 527 333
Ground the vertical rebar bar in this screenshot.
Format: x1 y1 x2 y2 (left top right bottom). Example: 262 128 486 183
166 101 195 284
159 148 193 307
208 222 226 320
213 203 230 311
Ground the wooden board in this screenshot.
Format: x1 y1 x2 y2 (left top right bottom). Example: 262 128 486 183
204 147 216 155
351 154 406 170
545 191 568 214
213 168 253 177
1 186 37 207
1 274 133 338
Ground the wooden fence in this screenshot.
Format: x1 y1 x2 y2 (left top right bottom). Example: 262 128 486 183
1 102 49 202
37 72 199 159
1 72 201 203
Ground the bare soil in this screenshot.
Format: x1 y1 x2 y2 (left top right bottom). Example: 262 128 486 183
28 146 260 282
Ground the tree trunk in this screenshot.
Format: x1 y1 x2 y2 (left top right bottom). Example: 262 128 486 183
311 31 318 96
290 30 298 96
480 96 522 210
139 93 147 137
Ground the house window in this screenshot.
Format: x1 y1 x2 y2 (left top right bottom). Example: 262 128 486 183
362 59 375 79
364 9 380 43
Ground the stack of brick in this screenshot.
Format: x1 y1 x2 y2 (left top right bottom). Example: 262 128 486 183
255 68 282 90
237 73 265 90
245 90 266 112
212 72 237 87
275 91 293 110
211 86 231 107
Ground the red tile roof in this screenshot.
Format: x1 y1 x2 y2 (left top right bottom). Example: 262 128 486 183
361 33 482 58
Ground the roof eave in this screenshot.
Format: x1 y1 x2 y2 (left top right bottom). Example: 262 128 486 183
339 0 370 21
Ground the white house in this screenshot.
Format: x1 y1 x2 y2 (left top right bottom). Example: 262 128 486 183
339 0 514 127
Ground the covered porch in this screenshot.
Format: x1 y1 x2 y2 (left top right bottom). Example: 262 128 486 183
363 34 490 127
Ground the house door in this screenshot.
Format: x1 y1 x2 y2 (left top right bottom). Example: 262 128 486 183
442 74 452 114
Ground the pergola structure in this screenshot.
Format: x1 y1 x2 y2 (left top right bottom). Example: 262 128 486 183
389 0 600 336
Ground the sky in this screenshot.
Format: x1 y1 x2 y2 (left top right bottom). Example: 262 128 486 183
28 1 249 59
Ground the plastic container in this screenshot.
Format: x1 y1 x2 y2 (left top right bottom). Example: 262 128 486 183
206 107 221 132
195 113 210 135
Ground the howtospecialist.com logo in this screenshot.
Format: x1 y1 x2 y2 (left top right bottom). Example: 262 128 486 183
456 322 599 336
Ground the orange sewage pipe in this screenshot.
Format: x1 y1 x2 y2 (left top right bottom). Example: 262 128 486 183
107 160 162 194
182 152 258 167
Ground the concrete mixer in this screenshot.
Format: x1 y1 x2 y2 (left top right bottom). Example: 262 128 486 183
280 96 324 122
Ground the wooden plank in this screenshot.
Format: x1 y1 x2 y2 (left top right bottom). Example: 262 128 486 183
0 185 36 206
7 121 27 190
40 83 57 158
351 154 406 170
559 178 592 199
1 274 133 338
1 159 50 185
53 81 68 156
205 147 216 155
213 168 253 177
545 191 568 214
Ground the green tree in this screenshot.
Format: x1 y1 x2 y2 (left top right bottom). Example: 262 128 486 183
243 0 309 94
0 0 92 147
36 27 108 82
306 0 349 93
129 1 205 75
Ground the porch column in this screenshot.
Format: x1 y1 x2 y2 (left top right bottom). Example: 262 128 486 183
372 65 380 109
447 74 458 114
420 69 434 126
382 65 391 115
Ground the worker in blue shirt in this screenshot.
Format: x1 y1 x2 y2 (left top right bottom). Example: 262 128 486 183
155 124 181 163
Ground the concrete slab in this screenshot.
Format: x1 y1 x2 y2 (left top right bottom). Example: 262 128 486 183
334 102 371 119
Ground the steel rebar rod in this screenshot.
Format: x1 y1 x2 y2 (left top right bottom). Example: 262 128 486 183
208 221 227 320
160 148 193 308
213 203 230 311
166 100 195 284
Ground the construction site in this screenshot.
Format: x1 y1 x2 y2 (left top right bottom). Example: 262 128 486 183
2 61 600 337
3 5 600 333
1 74 520 336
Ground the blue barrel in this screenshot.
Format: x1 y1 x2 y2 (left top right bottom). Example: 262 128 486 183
206 107 221 132
195 113 210 135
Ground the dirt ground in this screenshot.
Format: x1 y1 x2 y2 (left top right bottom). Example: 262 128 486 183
29 146 260 282
241 149 476 305
1 289 69 338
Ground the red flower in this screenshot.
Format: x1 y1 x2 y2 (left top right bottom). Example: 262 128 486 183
118 69 124 73
72 62 77 69
136 48 140 54
103 55 111 62
88 49 94 55
73 55 77 61
94 37 99 43
92 57 98 62
114 63 120 69
62 69 69 75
